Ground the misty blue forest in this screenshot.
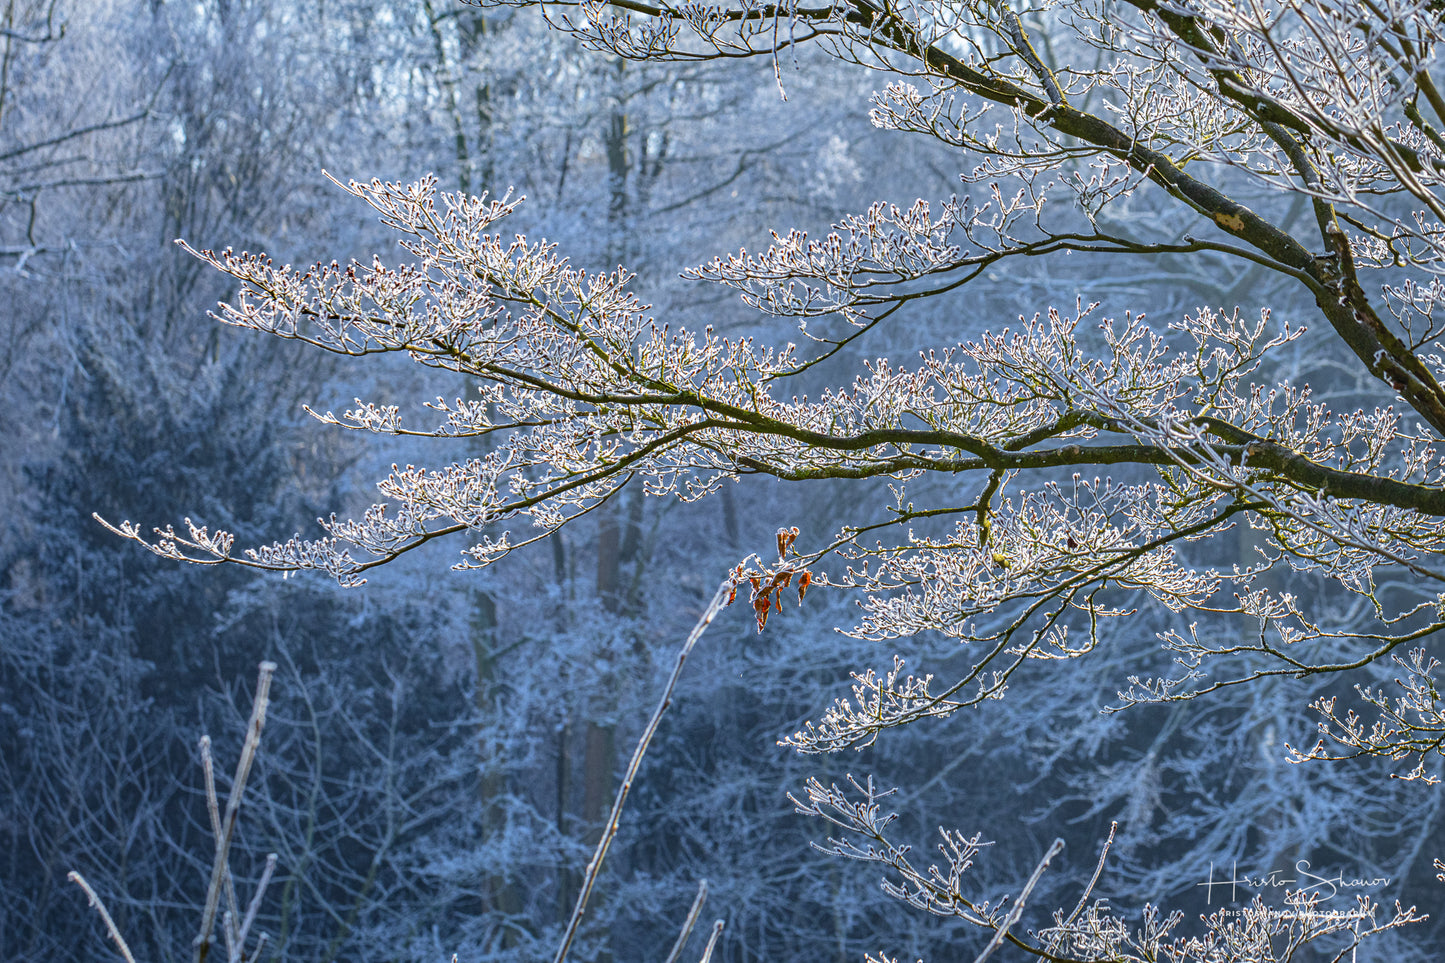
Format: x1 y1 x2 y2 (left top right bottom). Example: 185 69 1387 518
8 0 1445 960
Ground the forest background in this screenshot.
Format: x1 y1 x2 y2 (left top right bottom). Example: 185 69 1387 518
3 0 1443 960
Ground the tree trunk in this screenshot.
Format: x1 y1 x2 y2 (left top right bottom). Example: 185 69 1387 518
472 590 525 941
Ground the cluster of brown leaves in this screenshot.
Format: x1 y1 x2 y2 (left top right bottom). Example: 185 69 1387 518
727 527 814 631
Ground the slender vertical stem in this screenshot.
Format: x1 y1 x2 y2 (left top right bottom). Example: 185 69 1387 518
697 920 725 963
552 582 732 963
235 852 278 958
971 838 1065 963
662 879 708 963
195 661 277 963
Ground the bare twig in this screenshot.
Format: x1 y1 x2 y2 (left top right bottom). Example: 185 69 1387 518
1064 822 1116 926
697 920 726 963
233 853 277 962
195 661 277 963
0 111 150 162
663 879 709 963
971 838 1065 963
552 582 732 963
197 735 242 958
67 871 139 963
67 664 279 963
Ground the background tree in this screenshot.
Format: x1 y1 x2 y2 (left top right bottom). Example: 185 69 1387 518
0 0 476 957
7 1 1056 962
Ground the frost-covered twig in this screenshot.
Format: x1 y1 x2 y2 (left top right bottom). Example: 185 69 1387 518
68 662 280 963
1288 647 1445 782
195 661 277 963
553 581 732 963
799 777 1420 962
972 837 1064 963
66 871 138 963
697 919 726 963
663 879 710 963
